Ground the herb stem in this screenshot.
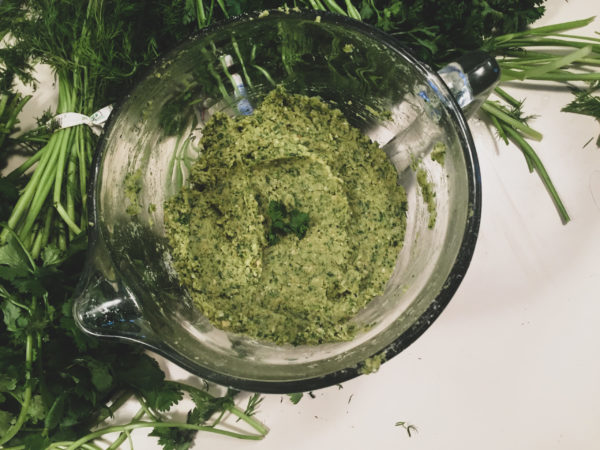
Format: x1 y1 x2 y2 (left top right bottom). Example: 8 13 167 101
520 45 592 78
194 0 206 28
64 421 265 450
167 381 269 436
481 101 543 141
105 407 146 450
46 442 102 450
7 146 46 178
492 17 595 44
82 390 135 430
494 86 521 109
502 125 570 223
322 0 347 15
136 394 161 421
1 131 57 242
0 333 34 446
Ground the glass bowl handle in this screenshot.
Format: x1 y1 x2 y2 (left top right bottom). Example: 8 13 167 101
438 50 501 118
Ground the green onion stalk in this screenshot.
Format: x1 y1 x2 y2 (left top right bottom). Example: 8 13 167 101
480 17 600 223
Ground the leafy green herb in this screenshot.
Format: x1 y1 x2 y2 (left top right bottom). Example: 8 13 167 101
288 392 304 404
0 0 194 258
395 420 418 437
0 233 268 447
475 17 600 222
243 393 264 418
298 0 546 64
266 200 310 245
562 82 600 146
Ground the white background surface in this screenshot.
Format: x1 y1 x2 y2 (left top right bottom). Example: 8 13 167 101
12 1 600 448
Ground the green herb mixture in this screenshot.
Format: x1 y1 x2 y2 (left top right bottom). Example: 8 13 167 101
164 88 407 345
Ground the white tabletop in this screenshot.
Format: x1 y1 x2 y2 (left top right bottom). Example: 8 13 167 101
13 1 600 448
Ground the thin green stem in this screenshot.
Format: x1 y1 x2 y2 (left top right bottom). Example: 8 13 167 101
64 421 265 450
195 0 207 28
501 69 600 82
494 87 521 109
105 407 146 450
77 128 88 230
519 45 592 79
47 441 102 450
492 17 595 44
7 146 47 178
0 132 59 243
252 64 277 86
54 204 81 235
215 0 229 18
496 37 600 53
167 381 268 436
551 32 600 43
489 113 509 145
52 124 72 225
0 333 34 446
503 126 570 223
322 0 346 15
66 129 79 241
231 36 253 88
307 0 326 11
135 395 161 422
344 0 361 19
481 102 543 141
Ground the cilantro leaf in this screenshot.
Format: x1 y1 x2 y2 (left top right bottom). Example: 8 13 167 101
44 393 67 431
266 200 310 245
144 382 184 413
18 433 51 450
149 426 196 450
0 373 17 393
287 392 303 404
0 238 32 272
0 410 15 435
26 395 46 424
188 387 235 424
2 301 29 333
85 358 114 393
288 209 309 239
115 353 165 392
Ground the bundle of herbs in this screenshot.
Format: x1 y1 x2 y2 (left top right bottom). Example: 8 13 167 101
0 0 599 449
0 1 267 449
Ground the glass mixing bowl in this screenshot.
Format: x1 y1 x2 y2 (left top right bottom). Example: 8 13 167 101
73 10 497 393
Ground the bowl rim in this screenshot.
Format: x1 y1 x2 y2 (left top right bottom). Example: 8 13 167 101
80 8 482 393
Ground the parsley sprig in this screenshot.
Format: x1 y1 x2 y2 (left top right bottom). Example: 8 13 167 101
266 200 310 245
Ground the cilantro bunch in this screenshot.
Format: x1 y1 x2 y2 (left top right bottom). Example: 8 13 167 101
0 233 267 449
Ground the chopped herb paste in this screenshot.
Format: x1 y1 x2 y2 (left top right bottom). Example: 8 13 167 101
416 167 437 229
164 87 407 345
124 169 143 216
